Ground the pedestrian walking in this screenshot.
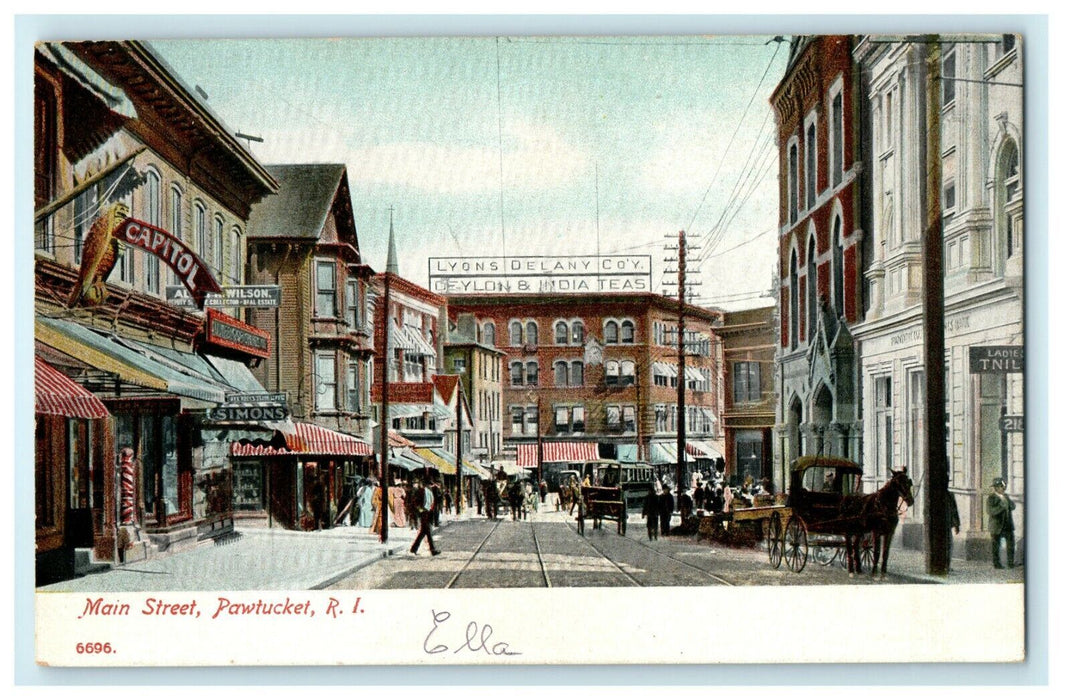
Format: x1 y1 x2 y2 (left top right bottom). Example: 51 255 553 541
409 478 441 557
539 479 548 504
678 489 693 522
431 481 443 527
658 484 674 536
642 484 659 541
986 478 1016 568
946 489 961 568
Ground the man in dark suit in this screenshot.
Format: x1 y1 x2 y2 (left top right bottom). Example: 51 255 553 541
642 485 659 541
658 483 674 536
410 478 441 557
986 478 1016 569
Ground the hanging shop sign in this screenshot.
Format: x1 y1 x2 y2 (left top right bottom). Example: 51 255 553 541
428 255 652 295
166 285 281 309
112 217 222 308
225 392 288 406
968 345 1024 374
208 404 290 422
204 309 271 359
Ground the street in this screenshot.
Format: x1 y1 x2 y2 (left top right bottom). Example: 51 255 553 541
327 506 1022 589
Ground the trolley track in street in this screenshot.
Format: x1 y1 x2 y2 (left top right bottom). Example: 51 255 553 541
564 521 643 587
444 518 501 589
570 519 735 587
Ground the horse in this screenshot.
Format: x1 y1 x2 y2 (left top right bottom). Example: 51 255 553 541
841 468 915 577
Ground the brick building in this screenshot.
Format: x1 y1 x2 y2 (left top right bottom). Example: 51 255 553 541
444 312 505 463
721 305 778 488
770 35 871 487
446 293 724 483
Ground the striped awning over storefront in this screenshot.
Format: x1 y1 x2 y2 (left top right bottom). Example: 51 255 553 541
35 357 109 419
230 422 371 457
515 441 599 467
686 441 722 460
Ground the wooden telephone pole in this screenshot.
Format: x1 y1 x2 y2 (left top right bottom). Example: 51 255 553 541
922 36 949 576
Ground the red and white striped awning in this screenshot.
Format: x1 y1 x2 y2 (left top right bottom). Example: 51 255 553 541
35 357 109 419
516 442 599 467
686 441 723 459
230 422 371 457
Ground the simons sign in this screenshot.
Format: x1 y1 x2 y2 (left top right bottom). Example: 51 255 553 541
112 217 222 307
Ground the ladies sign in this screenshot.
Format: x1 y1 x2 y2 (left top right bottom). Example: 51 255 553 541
112 217 222 308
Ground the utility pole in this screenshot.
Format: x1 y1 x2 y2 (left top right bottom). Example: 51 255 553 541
676 230 687 497
455 379 464 516
922 36 949 576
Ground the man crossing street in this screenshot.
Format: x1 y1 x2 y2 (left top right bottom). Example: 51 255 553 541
410 478 441 557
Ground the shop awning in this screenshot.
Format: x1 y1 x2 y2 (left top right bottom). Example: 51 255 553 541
685 366 705 382
288 422 372 456
515 441 599 467
686 441 723 460
648 441 695 465
391 450 428 472
389 430 415 448
36 317 228 404
701 408 718 426
205 354 265 392
389 320 416 353
414 448 456 475
230 423 371 457
35 357 109 419
388 403 434 420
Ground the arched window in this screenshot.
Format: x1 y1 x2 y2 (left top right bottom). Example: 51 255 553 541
510 361 523 386
509 320 523 346
525 321 538 346
231 226 242 284
554 361 568 387
807 236 817 342
604 320 619 344
143 169 161 293
194 201 207 260
788 141 799 224
571 321 584 345
998 141 1021 260
606 360 620 386
555 321 568 345
213 214 225 273
482 322 496 346
832 216 844 318
526 361 539 386
621 320 635 344
570 361 584 387
789 250 799 349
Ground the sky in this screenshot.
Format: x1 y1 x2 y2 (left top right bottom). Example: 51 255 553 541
153 36 788 310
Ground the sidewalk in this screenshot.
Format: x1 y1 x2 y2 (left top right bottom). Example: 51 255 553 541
878 547 1024 585
36 516 460 593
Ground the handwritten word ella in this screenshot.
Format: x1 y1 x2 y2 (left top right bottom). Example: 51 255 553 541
423 609 521 656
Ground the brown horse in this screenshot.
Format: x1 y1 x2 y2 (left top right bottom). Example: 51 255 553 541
841 469 915 577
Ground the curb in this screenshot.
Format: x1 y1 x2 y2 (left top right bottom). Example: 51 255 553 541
310 548 397 590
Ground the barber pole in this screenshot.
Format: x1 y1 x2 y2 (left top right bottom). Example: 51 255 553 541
119 448 136 525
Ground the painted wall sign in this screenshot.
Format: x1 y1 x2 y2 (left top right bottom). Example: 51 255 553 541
112 217 221 307
428 255 652 295
204 309 271 359
166 285 281 308
968 345 1024 374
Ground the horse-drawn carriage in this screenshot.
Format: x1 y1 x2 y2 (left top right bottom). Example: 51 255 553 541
720 456 914 575
576 463 628 535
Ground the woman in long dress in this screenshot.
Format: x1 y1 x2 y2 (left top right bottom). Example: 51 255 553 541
391 484 407 527
356 482 374 528
369 481 384 535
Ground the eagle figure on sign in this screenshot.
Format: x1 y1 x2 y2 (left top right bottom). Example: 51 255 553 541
68 201 129 308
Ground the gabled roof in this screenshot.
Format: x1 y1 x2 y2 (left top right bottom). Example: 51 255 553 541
248 164 347 240
432 374 459 403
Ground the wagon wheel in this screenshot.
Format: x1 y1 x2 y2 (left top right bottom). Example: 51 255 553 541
766 514 783 569
783 516 808 573
811 543 837 566
860 533 875 571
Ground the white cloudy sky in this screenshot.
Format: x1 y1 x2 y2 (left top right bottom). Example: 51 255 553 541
154 36 787 309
